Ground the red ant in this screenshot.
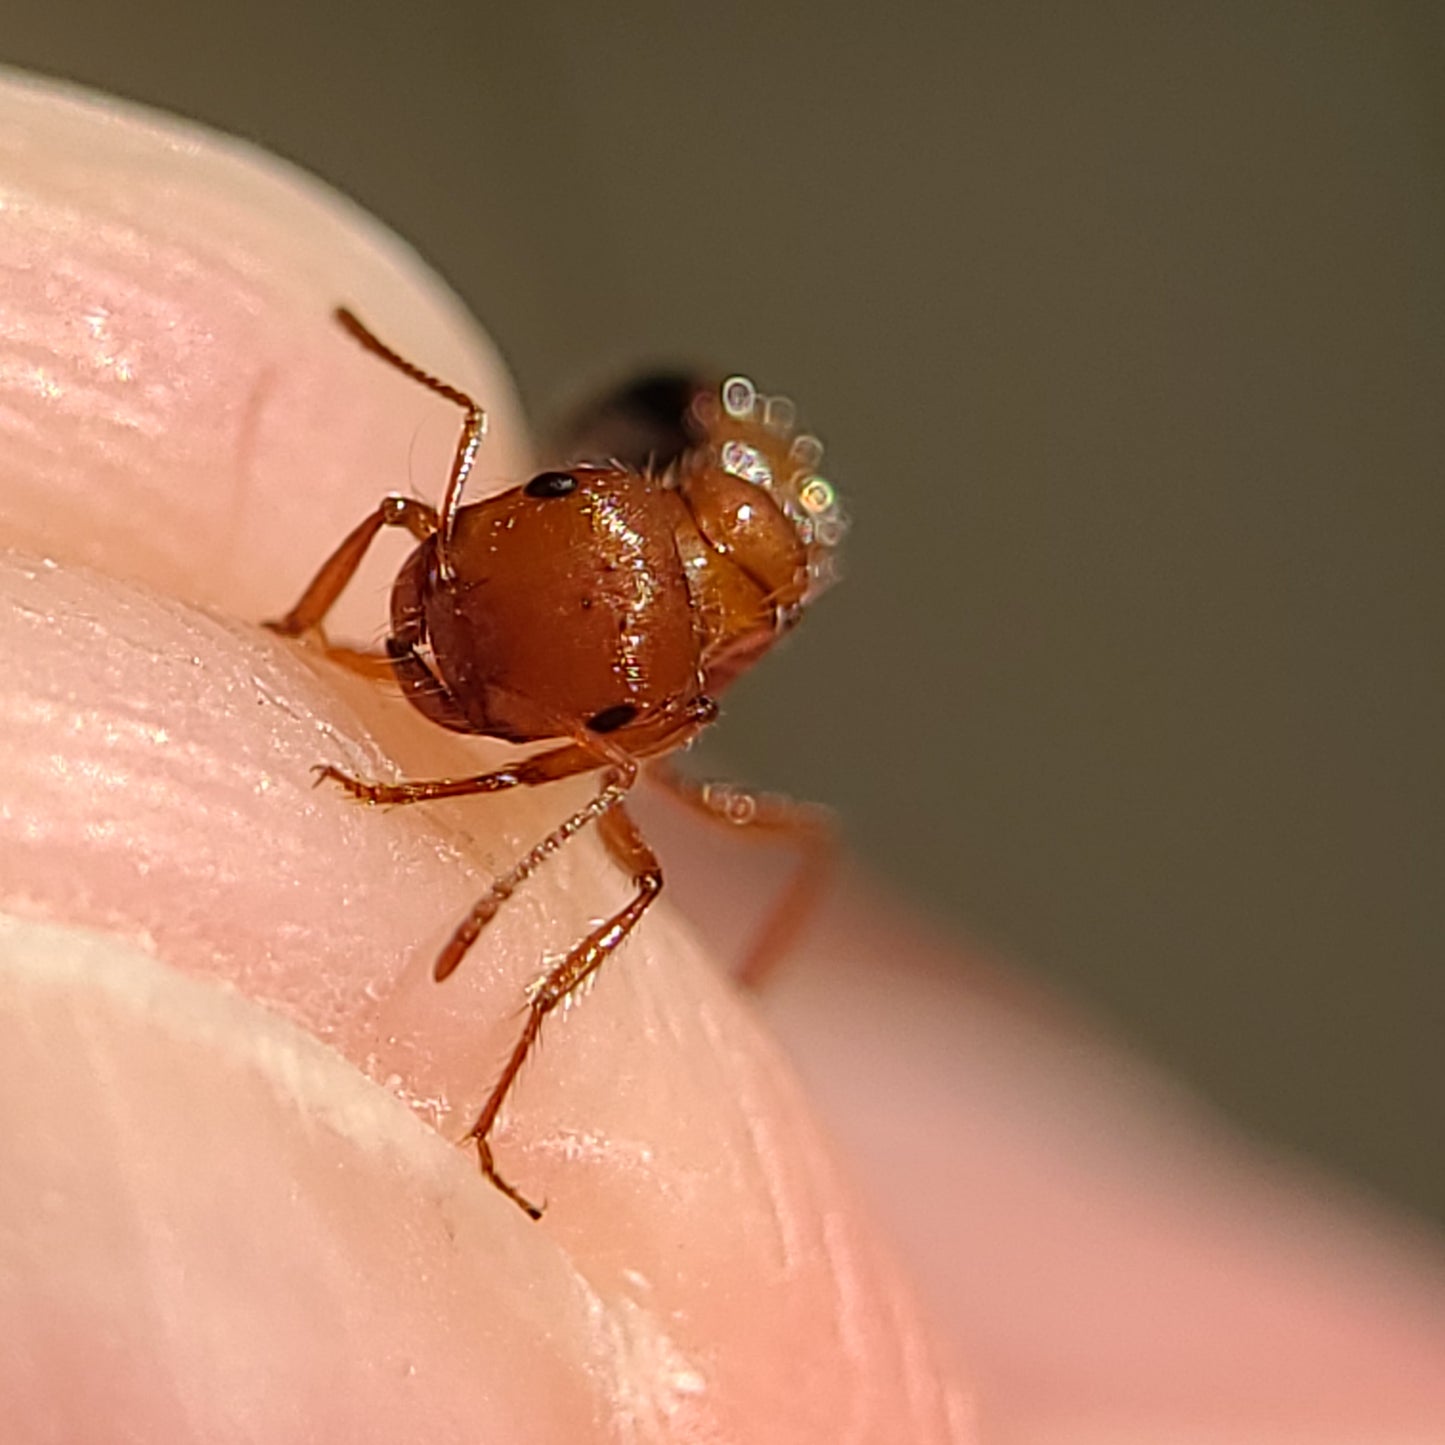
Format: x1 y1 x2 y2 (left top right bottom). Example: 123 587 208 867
268 308 846 1218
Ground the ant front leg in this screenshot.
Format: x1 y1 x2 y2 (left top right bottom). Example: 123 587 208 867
316 695 719 807
649 761 835 991
265 495 438 644
465 802 664 1219
311 735 625 808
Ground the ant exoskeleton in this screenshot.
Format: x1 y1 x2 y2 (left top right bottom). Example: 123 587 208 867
268 308 847 1218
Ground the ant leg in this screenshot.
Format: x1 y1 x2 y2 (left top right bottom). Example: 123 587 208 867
432 770 631 981
465 802 663 1218
333 308 483 579
316 695 718 806
265 495 438 640
313 738 620 807
649 761 835 991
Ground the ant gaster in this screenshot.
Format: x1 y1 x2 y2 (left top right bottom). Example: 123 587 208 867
268 308 847 1218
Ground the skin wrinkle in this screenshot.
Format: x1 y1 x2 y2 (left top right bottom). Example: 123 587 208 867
227 363 278 566
820 1206 873 1380
693 989 807 1278
6 594 345 901
659 931 973 1438
603 1295 714 1444
6 571 428 994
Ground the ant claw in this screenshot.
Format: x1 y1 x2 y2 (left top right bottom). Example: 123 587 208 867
262 616 326 645
311 763 382 804
473 1135 545 1220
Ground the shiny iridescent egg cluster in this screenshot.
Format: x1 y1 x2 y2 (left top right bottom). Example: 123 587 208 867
694 374 848 602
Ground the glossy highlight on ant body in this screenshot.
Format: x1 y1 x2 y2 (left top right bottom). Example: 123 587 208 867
268 308 847 1218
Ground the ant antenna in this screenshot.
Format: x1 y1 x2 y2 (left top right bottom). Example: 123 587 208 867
334 306 486 580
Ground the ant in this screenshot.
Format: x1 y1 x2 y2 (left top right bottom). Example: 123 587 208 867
267 308 847 1218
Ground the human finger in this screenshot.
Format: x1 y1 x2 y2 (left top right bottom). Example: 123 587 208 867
0 67 970 1442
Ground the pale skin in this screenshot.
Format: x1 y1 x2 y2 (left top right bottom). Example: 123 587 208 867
2 69 1444 1445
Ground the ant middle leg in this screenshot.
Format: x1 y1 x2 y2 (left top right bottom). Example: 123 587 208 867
464 802 663 1218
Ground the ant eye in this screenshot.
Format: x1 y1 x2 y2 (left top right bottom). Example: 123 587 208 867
525 470 579 499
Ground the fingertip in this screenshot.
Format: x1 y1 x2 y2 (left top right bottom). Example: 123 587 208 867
0 65 527 630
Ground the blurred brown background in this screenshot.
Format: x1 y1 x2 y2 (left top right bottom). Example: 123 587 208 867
4 4 1442 1224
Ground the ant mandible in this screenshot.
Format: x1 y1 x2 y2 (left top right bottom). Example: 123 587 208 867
267 308 847 1218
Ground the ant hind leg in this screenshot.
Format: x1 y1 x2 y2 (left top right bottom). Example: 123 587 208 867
649 761 835 991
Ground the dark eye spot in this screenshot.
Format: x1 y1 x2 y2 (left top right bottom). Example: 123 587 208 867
525 470 579 499
588 703 638 734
